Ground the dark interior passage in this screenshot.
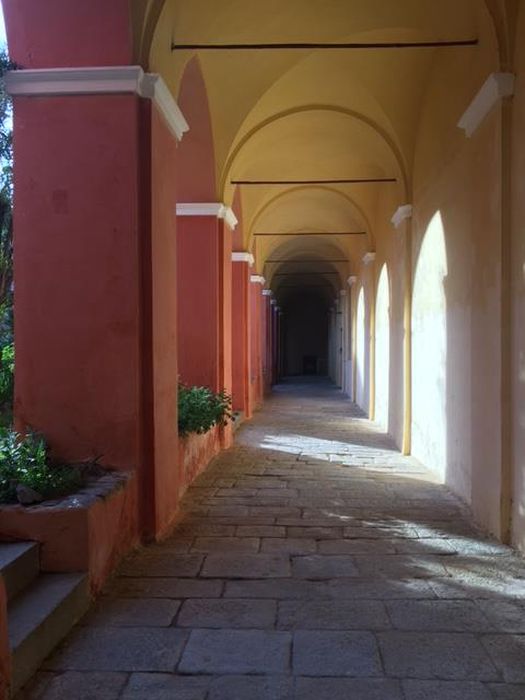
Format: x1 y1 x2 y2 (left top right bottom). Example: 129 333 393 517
281 290 329 376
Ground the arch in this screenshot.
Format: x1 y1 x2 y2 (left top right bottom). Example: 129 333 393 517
411 211 448 480
175 56 216 201
221 105 409 198
356 286 367 412
375 264 390 431
248 185 374 251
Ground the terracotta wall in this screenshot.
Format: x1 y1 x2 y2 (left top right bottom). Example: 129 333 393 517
511 3 525 552
149 105 181 536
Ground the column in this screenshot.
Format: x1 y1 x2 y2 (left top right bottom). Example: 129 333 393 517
250 275 265 408
232 252 254 418
176 204 235 398
5 3 189 538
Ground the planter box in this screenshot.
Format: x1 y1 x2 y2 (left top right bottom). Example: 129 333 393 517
0 472 139 594
178 425 224 492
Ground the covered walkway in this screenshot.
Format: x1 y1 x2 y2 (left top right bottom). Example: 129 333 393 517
22 380 525 699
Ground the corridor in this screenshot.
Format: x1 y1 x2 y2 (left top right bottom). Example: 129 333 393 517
20 380 525 699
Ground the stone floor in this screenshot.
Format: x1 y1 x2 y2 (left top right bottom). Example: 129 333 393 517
20 378 525 699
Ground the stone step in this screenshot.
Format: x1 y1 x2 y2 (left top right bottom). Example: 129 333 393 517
0 542 39 603
8 572 90 695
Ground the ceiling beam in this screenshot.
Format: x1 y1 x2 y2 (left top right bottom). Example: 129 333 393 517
231 178 396 185
254 231 366 237
273 272 339 276
265 258 348 263
172 39 478 51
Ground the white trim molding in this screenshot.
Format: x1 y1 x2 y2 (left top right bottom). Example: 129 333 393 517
362 252 376 265
5 66 189 141
250 275 266 285
391 204 413 228
176 203 238 230
232 252 255 266
347 275 357 287
262 289 273 297
339 289 347 297
270 298 277 305
458 73 515 138
141 73 189 141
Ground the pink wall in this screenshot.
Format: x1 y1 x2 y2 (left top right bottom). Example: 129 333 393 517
0 576 8 700
150 106 181 536
175 58 216 201
12 94 143 471
232 262 251 415
3 0 133 68
177 216 221 390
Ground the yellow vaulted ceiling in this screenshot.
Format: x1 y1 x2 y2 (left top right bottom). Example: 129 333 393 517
136 0 497 284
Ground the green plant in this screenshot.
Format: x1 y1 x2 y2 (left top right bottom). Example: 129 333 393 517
178 384 233 437
0 429 82 504
0 341 13 406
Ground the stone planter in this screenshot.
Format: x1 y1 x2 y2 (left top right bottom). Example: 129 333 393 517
0 471 139 594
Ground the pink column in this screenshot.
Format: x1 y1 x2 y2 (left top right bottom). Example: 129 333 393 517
250 276 265 408
232 253 253 418
4 0 187 539
176 207 234 400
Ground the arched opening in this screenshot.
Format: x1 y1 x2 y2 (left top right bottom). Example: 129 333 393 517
411 211 448 479
375 264 390 430
356 286 367 411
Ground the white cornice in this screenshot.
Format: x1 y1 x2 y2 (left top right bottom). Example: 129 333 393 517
262 289 273 297
270 298 277 305
458 73 515 138
362 252 376 265
347 275 357 287
391 204 413 229
176 203 238 230
250 275 266 285
140 73 189 141
5 66 189 141
232 252 255 266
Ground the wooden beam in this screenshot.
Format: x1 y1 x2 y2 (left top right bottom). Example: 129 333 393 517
172 39 478 51
232 178 396 185
254 231 366 237
266 258 348 263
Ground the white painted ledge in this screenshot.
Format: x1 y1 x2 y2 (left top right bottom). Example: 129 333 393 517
250 275 266 285
347 275 357 287
391 204 413 229
232 252 255 266
262 289 273 296
5 66 189 141
362 252 376 265
458 72 515 138
176 203 238 230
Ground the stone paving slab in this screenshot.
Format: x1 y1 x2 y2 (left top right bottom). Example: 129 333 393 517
82 598 181 627
294 677 404 700
178 629 291 674
120 674 210 700
292 630 382 676
43 628 188 672
17 379 525 699
177 599 276 629
378 631 499 680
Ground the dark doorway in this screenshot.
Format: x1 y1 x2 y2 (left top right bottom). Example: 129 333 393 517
282 290 329 376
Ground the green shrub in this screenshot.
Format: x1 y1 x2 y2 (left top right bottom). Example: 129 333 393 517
0 341 14 406
0 429 82 504
178 384 232 437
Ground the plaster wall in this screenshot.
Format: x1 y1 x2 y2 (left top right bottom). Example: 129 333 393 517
411 30 503 535
150 105 180 535
371 187 407 448
12 94 143 470
511 3 525 553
